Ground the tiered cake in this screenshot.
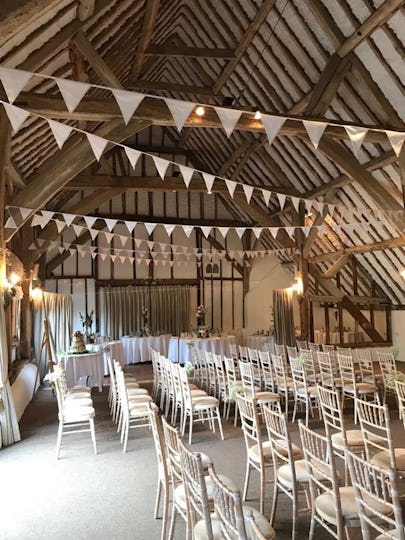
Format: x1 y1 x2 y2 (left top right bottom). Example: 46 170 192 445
70 331 87 353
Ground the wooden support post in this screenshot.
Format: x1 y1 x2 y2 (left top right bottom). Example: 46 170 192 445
324 303 330 344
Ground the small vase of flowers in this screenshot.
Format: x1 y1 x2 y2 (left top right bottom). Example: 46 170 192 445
196 305 209 338
79 310 94 343
141 306 151 336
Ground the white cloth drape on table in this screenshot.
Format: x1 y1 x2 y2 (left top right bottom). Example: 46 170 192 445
33 292 73 379
99 285 191 339
0 292 20 447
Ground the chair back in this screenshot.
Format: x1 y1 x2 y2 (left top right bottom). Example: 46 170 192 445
229 342 239 361
396 380 405 428
296 339 308 350
208 465 248 539
271 354 289 389
322 343 335 354
148 403 169 485
356 349 375 381
213 354 226 390
274 343 286 361
224 356 239 388
317 385 346 439
308 342 320 353
178 439 213 539
337 353 355 388
298 421 344 538
300 349 318 381
378 351 397 379
286 345 298 360
179 366 193 405
161 415 182 484
248 348 261 380
263 404 294 470
337 346 351 357
347 450 404 540
258 351 275 390
289 356 308 392
236 394 263 458
239 346 248 361
355 398 396 469
239 360 255 393
171 362 183 403
317 351 337 389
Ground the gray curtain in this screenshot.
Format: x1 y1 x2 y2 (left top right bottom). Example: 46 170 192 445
273 289 296 347
33 292 73 378
0 292 20 447
99 285 190 339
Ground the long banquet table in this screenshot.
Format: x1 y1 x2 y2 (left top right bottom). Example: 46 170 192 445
86 340 125 374
314 330 365 344
57 351 104 391
246 335 275 354
168 336 236 364
120 334 171 364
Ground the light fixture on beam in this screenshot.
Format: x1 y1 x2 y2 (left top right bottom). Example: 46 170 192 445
195 106 205 117
254 109 262 120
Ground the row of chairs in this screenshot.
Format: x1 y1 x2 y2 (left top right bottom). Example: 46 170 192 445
236 387 405 539
148 402 275 540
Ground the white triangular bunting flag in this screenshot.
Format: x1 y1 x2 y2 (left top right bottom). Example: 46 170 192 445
104 231 113 244
119 256 126 264
125 220 136 233
104 218 117 232
179 164 194 188
225 179 237 198
124 147 141 170
147 240 154 249
252 227 262 239
79 250 86 259
129 257 134 264
290 196 300 212
100 253 107 261
55 220 66 233
0 67 32 103
57 246 64 254
3 103 29 133
386 130 405 157
69 248 75 256
152 155 169 180
72 224 83 236
47 119 73 150
302 226 311 237
202 173 215 194
110 255 116 263
111 89 144 125
84 216 97 229
31 215 43 227
56 78 91 113
344 126 368 156
235 227 246 239
215 107 242 138
304 199 313 213
277 193 286 210
90 229 99 240
144 223 156 236
164 224 176 237
182 225 193 237
63 213 75 226
200 226 212 238
119 235 128 247
285 227 295 239
262 189 271 206
165 98 195 132
18 207 32 221
269 228 278 239
91 253 97 260
86 133 108 161
303 120 327 149
261 115 286 145
242 184 254 203
5 216 16 228
218 227 229 238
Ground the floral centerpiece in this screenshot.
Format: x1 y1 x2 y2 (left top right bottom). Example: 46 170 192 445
196 304 209 338
141 306 152 337
79 310 94 342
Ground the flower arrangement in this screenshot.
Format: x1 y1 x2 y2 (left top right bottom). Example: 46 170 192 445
79 310 94 341
141 306 151 336
224 382 248 402
196 305 209 338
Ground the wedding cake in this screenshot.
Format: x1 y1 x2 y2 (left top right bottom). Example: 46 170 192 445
70 331 87 353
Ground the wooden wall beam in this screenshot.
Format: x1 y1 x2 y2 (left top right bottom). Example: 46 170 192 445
130 0 160 80
309 235 405 262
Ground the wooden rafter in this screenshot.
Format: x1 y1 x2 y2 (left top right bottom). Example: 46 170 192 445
144 45 236 58
130 0 160 80
309 236 405 263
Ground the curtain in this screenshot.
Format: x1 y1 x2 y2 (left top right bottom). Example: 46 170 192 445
0 292 20 447
33 292 73 378
99 285 190 339
273 289 296 347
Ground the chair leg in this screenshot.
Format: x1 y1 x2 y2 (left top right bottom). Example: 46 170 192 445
154 479 162 519
188 412 193 445
123 421 129 453
259 467 265 515
161 484 169 540
270 479 278 526
168 505 177 540
243 460 251 501
56 420 63 459
292 488 298 540
216 407 224 440
90 418 97 454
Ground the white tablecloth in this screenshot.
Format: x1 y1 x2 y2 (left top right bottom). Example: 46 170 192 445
246 335 275 354
86 341 125 374
314 330 365 345
58 351 104 391
168 336 236 364
120 335 171 364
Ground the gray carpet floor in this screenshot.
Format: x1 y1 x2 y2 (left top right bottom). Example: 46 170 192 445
1 366 404 540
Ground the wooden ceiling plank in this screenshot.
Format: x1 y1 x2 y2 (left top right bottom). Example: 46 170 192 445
130 0 160 80
78 0 96 22
309 236 405 263
145 45 236 58
212 0 276 94
127 80 213 95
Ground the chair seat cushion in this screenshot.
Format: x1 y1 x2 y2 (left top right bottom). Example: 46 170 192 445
249 440 302 463
254 391 280 403
194 508 275 540
332 429 365 450
64 392 91 401
128 395 152 404
295 385 318 397
192 396 219 409
63 397 93 408
127 388 148 396
125 382 140 389
190 389 207 397
278 459 340 489
371 448 405 471
62 405 95 421
315 486 391 525
67 386 91 394
128 404 149 417
345 382 377 393
175 474 237 509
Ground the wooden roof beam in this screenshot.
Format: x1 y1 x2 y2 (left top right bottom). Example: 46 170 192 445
130 0 160 80
127 80 213 96
145 45 236 58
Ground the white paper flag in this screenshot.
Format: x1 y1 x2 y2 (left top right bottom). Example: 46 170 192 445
0 67 32 103
242 184 254 204
290 196 300 212
344 126 368 156
104 232 113 244
179 164 194 188
5 216 16 228
252 227 262 239
235 227 246 239
218 227 229 238
112 89 144 124
110 255 116 263
104 218 117 232
56 78 90 113
84 216 97 229
285 227 295 239
165 98 195 132
72 224 83 236
386 130 405 157
125 220 136 234
261 115 286 145
182 225 194 237
202 173 215 194
18 207 32 221
225 179 237 198
152 155 169 180
55 219 66 233
215 107 242 138
144 222 156 236
91 253 97 260
100 253 107 261
200 226 212 238
3 103 29 133
164 224 176 237
86 133 108 161
90 229 99 240
262 189 271 206
277 193 286 210
124 147 141 170
63 213 76 226
269 228 279 239
303 120 327 149
48 119 73 149
40 210 54 225
119 235 128 247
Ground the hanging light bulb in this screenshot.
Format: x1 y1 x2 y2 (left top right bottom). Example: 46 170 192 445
254 109 262 120
195 106 205 117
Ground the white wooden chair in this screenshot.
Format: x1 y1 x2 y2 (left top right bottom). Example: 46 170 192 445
289 357 319 425
271 353 294 417
239 360 279 406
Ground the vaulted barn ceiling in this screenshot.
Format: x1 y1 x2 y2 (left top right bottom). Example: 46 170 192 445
1 0 405 303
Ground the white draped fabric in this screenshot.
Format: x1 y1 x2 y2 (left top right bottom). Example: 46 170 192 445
0 292 20 447
33 292 73 378
121 335 170 364
99 285 191 339
58 352 104 391
246 335 275 354
168 336 236 364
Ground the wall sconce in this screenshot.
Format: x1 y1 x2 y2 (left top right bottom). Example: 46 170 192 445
401 270 405 280
292 276 303 295
30 285 43 301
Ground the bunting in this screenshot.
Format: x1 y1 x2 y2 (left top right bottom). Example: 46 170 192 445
164 99 195 132
0 66 32 103
112 89 144 125
215 107 243 138
56 78 90 113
